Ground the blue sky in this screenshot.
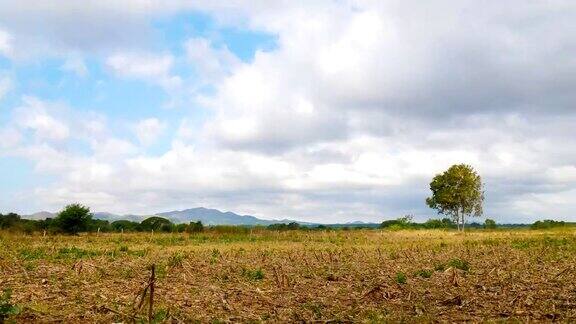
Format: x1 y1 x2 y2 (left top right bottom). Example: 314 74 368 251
0 1 575 223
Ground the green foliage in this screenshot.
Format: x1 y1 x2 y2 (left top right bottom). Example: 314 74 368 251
111 220 140 232
55 204 93 234
426 164 484 231
484 218 497 229
187 221 204 233
268 222 301 230
380 215 414 230
531 219 566 230
0 289 20 321
88 218 111 232
242 268 265 281
57 247 99 259
167 252 185 268
395 272 407 284
140 216 173 232
423 218 455 229
446 258 470 271
19 247 47 260
0 213 21 229
414 269 433 278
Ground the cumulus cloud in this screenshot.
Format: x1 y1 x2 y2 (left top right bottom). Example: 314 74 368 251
61 56 88 77
106 52 182 90
0 28 11 57
0 74 11 100
14 97 70 141
133 118 166 145
185 37 240 84
1 1 576 222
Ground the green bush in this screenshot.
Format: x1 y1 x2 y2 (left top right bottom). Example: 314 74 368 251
531 220 566 230
380 215 414 230
414 269 433 278
242 268 265 281
484 219 497 229
446 258 470 271
55 204 93 234
0 289 20 321
395 272 407 284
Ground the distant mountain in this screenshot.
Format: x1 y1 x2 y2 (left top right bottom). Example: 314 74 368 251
156 207 278 225
25 211 56 220
24 207 321 226
93 212 144 222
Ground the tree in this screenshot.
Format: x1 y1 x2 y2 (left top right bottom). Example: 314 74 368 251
426 164 484 231
187 221 204 233
55 204 93 234
111 220 139 232
140 216 172 232
380 215 414 230
484 218 497 229
0 213 21 229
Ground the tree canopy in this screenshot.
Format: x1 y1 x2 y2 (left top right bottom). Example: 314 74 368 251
55 204 93 234
426 164 484 231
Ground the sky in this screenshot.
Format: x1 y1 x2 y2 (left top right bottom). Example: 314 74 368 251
0 1 575 223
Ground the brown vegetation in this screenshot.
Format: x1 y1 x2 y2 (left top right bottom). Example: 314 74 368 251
1 229 575 322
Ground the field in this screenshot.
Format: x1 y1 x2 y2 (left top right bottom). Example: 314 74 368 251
1 228 575 322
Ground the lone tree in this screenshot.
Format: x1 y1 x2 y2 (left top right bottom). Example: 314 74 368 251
426 164 484 231
55 203 93 234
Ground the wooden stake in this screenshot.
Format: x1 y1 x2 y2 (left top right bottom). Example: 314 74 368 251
148 264 155 323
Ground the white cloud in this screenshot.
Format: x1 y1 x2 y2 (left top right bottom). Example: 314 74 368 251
106 52 182 90
133 118 166 145
14 97 70 141
0 29 12 57
2 1 576 222
184 37 240 84
61 56 88 77
0 74 11 100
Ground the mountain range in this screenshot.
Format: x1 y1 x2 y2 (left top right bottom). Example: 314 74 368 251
24 207 327 226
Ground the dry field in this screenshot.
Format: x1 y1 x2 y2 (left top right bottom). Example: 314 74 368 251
1 228 575 322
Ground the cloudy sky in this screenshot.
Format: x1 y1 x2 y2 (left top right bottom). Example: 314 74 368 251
0 1 575 223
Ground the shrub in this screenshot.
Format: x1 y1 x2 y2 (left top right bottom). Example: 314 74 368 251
446 258 470 272
423 218 455 229
140 216 173 232
187 221 204 233
242 268 265 281
0 289 20 321
484 219 497 229
415 269 433 278
380 215 414 230
268 222 301 231
55 204 93 234
531 220 566 230
168 252 185 268
395 272 407 284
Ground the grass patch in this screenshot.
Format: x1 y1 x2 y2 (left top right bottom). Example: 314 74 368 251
242 268 265 281
414 269 433 278
395 272 407 284
0 289 20 321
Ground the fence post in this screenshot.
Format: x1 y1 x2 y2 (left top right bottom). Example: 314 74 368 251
148 264 155 323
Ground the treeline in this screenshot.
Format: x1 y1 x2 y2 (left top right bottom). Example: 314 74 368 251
530 219 570 230
2 205 574 235
378 215 500 230
0 212 206 234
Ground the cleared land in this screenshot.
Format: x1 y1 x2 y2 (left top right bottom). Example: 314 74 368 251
1 229 575 322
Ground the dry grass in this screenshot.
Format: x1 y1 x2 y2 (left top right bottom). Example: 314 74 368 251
1 229 575 322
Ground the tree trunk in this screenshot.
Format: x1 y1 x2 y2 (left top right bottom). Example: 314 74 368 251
455 211 460 231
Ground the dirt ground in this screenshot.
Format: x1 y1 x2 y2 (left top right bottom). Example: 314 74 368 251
1 229 575 322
